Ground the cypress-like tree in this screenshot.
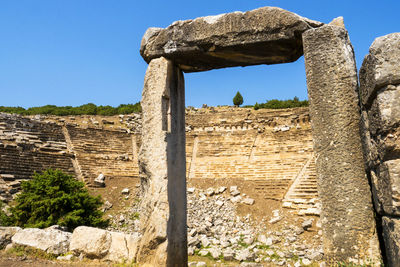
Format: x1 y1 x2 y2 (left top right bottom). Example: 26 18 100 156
233 91 244 107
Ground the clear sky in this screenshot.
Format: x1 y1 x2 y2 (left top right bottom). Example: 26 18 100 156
0 0 399 108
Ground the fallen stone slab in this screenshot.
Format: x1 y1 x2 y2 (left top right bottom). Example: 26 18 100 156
11 227 71 255
141 7 323 72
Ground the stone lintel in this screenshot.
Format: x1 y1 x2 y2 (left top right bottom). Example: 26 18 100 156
303 25 381 263
140 7 323 72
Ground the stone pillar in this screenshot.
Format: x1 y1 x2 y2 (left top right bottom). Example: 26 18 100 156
303 25 381 263
359 33 400 267
136 57 187 266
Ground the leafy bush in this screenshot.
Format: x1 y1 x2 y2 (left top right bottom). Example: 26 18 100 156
254 97 308 110
233 91 244 106
9 169 108 230
0 201 13 226
0 102 141 116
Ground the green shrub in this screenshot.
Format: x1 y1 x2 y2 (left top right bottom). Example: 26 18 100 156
9 169 108 230
253 96 308 110
233 91 244 106
0 201 14 226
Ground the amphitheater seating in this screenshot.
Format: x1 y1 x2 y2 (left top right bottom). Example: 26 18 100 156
66 125 139 186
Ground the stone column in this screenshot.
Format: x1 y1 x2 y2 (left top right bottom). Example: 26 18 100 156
136 57 187 266
303 25 381 263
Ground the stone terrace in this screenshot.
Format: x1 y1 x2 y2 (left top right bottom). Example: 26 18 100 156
0 113 75 202
0 107 319 214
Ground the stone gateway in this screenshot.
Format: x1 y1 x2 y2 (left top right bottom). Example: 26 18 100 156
137 6 399 266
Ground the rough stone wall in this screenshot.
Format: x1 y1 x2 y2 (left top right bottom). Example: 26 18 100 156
359 32 400 266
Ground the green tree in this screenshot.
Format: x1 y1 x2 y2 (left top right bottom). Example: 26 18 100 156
233 91 244 107
9 169 108 230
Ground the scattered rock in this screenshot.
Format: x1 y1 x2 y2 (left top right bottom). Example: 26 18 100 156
121 188 130 195
302 220 313 230
0 227 21 249
57 254 73 261
242 198 255 205
94 173 105 187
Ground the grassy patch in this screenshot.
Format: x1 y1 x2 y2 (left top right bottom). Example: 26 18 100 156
6 245 57 260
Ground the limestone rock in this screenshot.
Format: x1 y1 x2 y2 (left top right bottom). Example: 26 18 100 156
0 227 21 249
303 25 381 262
382 217 400 267
121 188 130 194
360 33 400 106
69 226 111 258
105 231 140 263
371 160 400 216
94 173 105 187
57 254 73 261
137 57 187 265
368 84 400 134
141 7 322 72
242 198 255 205
11 227 71 255
328 16 345 28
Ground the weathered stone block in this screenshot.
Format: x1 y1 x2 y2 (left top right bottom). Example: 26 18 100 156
141 7 322 72
382 217 400 267
137 57 187 266
359 33 400 106
303 25 381 262
372 160 400 216
69 226 111 258
368 85 400 135
11 227 71 255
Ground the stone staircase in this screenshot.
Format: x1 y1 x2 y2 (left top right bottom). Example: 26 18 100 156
282 155 320 215
0 113 75 202
66 125 139 187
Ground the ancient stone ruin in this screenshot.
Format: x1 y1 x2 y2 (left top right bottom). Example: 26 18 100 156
0 5 399 266
137 6 393 266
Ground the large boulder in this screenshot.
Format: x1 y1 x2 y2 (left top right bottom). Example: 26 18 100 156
105 231 140 262
140 7 323 72
69 226 111 258
359 33 400 106
69 226 140 262
0 227 21 249
11 227 71 255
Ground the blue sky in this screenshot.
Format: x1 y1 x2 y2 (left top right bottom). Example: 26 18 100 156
0 0 399 108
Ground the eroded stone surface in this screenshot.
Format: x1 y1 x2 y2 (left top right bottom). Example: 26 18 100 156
382 217 400 267
11 227 71 255
69 226 111 258
137 57 187 266
359 33 400 106
371 160 400 215
140 7 323 72
0 227 21 249
303 25 381 262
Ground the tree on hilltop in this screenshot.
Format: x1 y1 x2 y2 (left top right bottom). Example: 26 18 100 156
233 91 244 107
